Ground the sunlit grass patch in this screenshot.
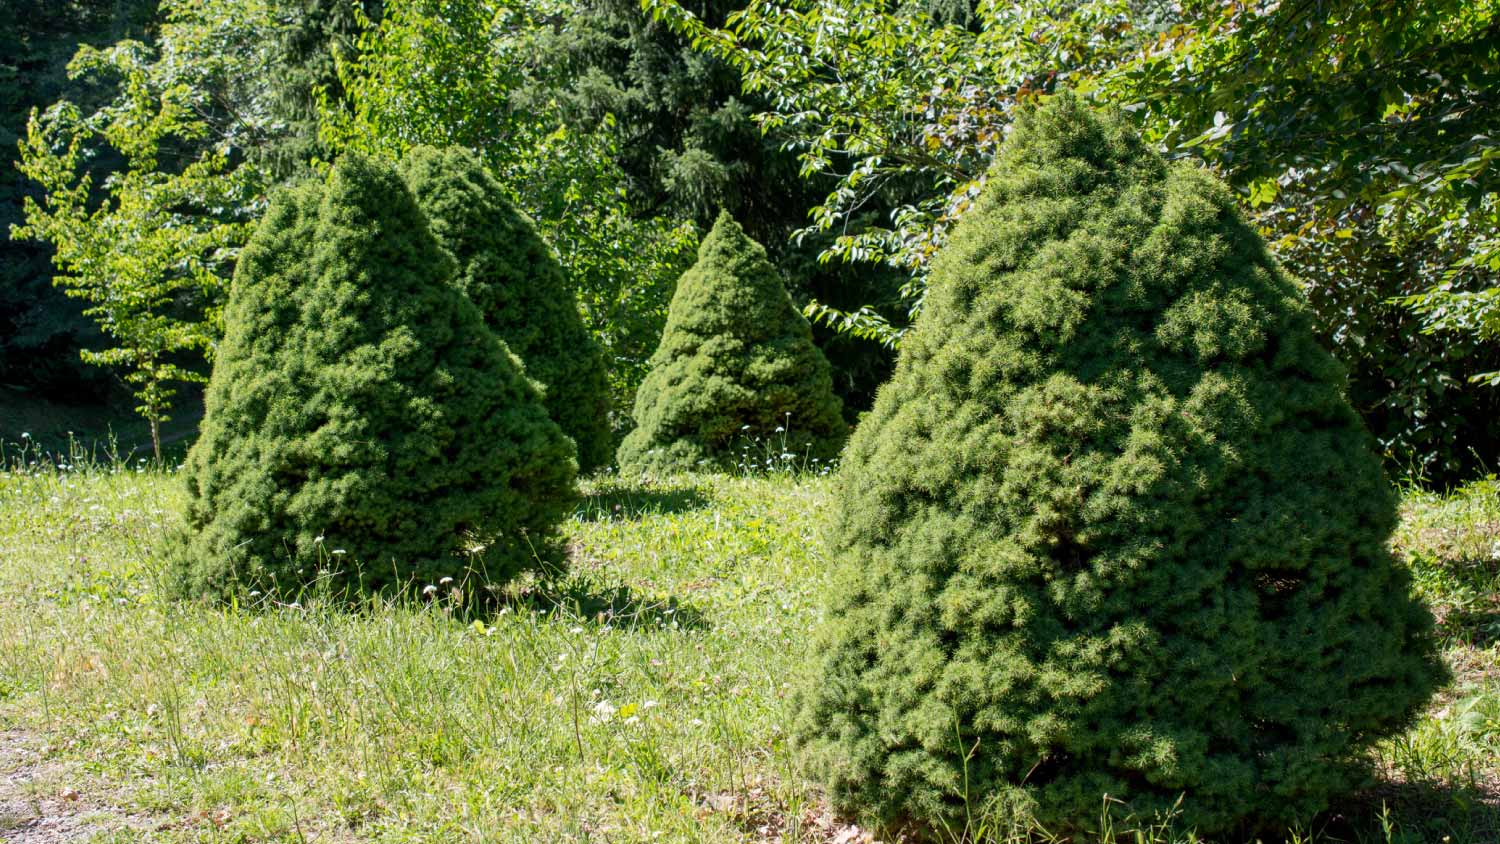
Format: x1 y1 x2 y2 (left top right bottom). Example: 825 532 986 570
0 467 834 842
1397 477 1500 649
0 462 1496 842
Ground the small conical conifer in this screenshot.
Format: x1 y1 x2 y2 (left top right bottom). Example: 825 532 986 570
617 212 846 474
172 154 578 599
400 146 613 472
794 95 1444 835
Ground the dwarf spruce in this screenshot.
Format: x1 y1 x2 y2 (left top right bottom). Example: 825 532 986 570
794 95 1445 835
401 145 613 472
617 211 846 474
172 154 578 599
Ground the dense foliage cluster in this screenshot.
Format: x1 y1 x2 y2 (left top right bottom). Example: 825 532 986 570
401 145 613 472
536 0 903 413
653 0 1500 484
1298 235 1500 483
15 0 1492 484
795 97 1445 835
618 212 846 474
315 0 705 420
5 0 385 454
1113 0 1500 483
172 154 577 599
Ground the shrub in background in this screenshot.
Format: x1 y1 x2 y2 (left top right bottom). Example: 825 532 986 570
1293 233 1500 488
400 145 613 472
617 211 846 474
794 95 1445 836
172 154 578 599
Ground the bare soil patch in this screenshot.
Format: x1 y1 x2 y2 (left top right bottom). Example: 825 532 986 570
0 729 155 843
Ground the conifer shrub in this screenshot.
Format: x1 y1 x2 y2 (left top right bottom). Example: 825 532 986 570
617 211 846 474
400 145 613 472
794 95 1445 836
172 154 578 600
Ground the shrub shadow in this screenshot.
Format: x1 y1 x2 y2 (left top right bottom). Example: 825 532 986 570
500 573 709 632
576 480 709 521
1438 609 1500 648
1327 776 1500 843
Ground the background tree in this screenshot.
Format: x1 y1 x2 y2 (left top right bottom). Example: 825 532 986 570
401 145 613 472
533 0 777 223
1101 0 1500 482
796 94 1444 837
260 0 384 177
537 0 904 411
319 0 699 418
0 0 159 399
618 212 846 474
12 41 259 458
173 155 578 599
5 0 385 434
651 0 1500 484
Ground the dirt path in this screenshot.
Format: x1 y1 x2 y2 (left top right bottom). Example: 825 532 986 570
0 729 154 843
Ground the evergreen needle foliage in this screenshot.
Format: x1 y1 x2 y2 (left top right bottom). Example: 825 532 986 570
794 95 1446 836
617 211 846 474
172 154 578 600
400 145 614 472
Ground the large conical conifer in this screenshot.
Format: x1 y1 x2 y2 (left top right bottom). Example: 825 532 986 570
400 146 613 472
794 95 1444 835
172 154 578 599
617 212 846 474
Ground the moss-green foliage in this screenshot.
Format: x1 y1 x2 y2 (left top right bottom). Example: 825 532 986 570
400 146 613 473
794 95 1446 836
617 212 846 473
172 154 578 599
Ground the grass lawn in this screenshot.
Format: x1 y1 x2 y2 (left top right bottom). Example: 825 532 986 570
0 453 1496 843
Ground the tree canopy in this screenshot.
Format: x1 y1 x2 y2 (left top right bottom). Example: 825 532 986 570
7 0 1497 482
645 0 1500 484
